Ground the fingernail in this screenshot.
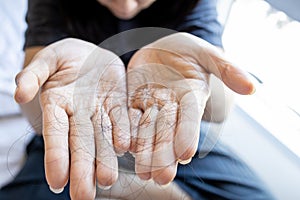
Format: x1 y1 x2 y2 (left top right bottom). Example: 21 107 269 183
128 151 136 158
49 186 64 194
141 178 151 183
250 86 256 95
157 181 171 188
116 153 124 157
178 158 192 165
13 88 19 101
97 183 112 190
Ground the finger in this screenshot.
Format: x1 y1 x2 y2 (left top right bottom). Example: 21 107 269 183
153 33 255 95
99 59 130 154
14 47 58 104
152 103 178 185
200 51 255 95
93 108 118 189
128 108 142 153
186 34 255 95
43 104 69 192
175 89 209 161
69 115 96 200
14 39 97 104
178 158 192 165
109 104 130 155
135 106 158 180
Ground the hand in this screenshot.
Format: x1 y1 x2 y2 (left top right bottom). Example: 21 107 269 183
127 33 254 185
14 38 130 200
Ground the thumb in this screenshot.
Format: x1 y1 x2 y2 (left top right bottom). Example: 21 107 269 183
188 34 255 95
14 46 58 104
196 46 255 95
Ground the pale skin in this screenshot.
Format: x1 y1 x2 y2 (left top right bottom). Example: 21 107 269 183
96 0 157 20
127 33 254 184
15 1 255 199
15 33 254 200
16 39 131 199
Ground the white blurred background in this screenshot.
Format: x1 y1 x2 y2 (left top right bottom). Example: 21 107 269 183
0 0 299 199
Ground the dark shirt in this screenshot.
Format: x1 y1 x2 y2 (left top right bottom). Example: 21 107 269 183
25 0 223 57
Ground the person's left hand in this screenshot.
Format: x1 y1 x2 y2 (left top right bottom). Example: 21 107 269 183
127 33 255 185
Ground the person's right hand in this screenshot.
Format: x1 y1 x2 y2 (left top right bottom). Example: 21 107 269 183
14 38 130 200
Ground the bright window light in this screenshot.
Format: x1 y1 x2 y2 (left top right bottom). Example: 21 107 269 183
222 0 300 157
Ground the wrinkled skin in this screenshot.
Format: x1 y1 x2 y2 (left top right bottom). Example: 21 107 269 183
14 33 254 199
15 38 130 200
127 33 254 185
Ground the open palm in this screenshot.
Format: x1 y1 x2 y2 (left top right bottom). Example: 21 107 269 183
127 33 255 185
15 38 130 200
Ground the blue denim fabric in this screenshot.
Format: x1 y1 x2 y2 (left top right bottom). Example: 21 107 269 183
174 122 275 200
0 122 275 200
0 136 70 200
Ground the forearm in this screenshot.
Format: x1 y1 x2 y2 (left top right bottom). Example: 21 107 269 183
20 46 44 134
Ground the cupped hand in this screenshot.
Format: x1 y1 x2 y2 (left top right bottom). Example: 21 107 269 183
14 38 130 200
127 33 255 185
